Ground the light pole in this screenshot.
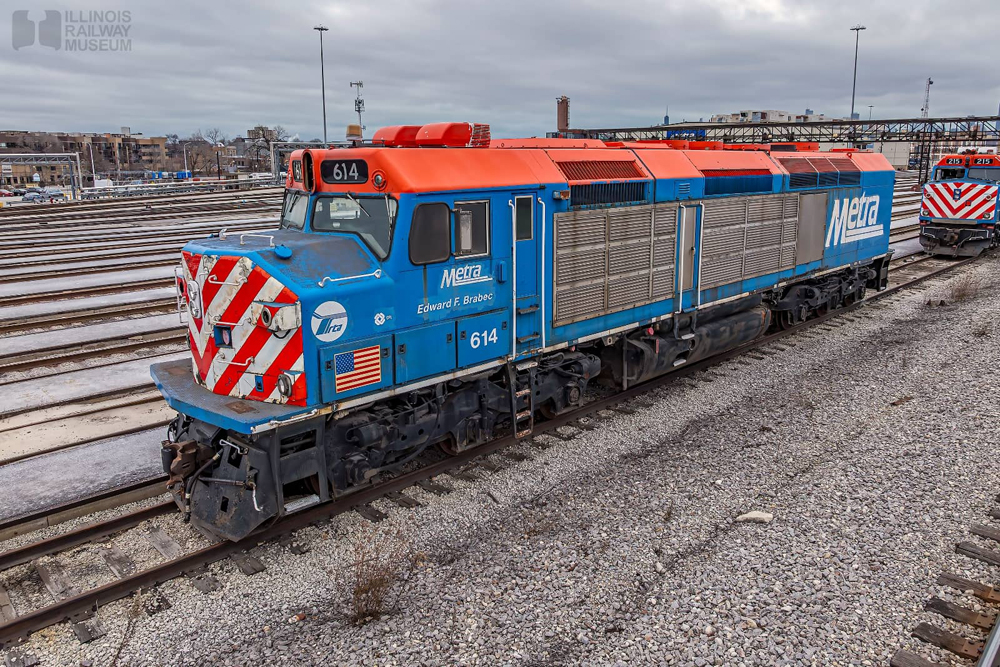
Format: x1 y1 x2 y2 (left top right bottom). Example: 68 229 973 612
314 25 329 144
86 142 96 186
849 24 866 120
183 143 189 174
867 105 874 121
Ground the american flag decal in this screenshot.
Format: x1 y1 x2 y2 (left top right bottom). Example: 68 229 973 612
334 345 382 392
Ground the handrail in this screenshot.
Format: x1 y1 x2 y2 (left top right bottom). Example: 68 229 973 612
317 268 382 288
240 233 275 247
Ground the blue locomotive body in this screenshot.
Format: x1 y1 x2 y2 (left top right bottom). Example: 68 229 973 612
152 125 894 540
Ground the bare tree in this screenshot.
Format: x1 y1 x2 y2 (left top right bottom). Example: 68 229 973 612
204 127 228 146
272 125 290 142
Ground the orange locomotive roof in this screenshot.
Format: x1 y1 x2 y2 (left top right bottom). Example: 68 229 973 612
289 143 892 195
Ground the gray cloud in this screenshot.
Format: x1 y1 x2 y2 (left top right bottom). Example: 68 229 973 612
1 0 997 139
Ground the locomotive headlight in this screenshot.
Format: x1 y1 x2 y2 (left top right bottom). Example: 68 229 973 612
260 307 273 328
277 372 294 397
186 280 202 318
921 208 930 216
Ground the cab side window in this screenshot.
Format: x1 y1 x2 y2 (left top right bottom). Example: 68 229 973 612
454 201 489 257
409 203 451 265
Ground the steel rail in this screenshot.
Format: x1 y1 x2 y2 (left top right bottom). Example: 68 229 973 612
0 251 980 648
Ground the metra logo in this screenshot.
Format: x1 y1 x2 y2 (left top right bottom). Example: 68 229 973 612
311 301 348 342
440 264 492 289
825 193 883 248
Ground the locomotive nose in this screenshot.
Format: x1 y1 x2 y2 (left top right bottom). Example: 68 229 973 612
177 251 306 406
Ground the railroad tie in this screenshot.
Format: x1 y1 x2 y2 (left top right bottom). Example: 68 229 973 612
936 572 1000 604
910 621 983 660
146 526 183 560
98 545 136 578
229 552 265 576
924 595 995 630
354 504 389 523
0 587 15 624
385 492 422 509
415 479 452 495
184 567 221 594
889 649 941 667
956 541 1000 568
2 650 39 667
34 561 79 601
971 523 1000 545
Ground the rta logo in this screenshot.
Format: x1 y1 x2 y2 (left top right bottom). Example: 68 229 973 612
11 10 61 50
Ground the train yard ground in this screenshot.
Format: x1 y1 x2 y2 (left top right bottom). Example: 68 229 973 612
1 243 997 666
3 175 998 666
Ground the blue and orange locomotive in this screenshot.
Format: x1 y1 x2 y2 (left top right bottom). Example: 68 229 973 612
153 122 894 541
919 149 1000 256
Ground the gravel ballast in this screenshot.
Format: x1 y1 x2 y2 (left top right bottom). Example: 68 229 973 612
4 256 1000 666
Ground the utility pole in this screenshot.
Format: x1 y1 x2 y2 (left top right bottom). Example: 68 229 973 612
921 77 933 118
849 24 866 120
350 80 365 134
314 25 329 144
86 142 96 186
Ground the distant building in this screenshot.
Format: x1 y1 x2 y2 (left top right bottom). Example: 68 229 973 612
709 108 839 124
0 129 167 185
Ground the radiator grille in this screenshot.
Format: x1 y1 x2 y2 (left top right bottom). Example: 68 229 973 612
553 203 676 327
699 193 799 289
556 160 645 181
570 182 647 207
779 157 864 190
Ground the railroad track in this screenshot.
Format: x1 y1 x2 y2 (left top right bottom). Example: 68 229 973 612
0 247 981 654
891 496 1000 667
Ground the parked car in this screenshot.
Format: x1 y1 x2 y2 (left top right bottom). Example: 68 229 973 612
0 189 14 197
22 192 46 202
43 187 67 200
9 188 26 196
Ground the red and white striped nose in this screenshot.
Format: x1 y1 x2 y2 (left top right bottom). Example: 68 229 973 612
178 251 306 406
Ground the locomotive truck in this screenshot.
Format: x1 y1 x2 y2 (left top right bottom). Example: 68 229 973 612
153 123 894 541
919 149 1000 256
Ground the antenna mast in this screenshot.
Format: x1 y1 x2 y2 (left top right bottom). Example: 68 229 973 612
921 77 933 118
350 81 365 131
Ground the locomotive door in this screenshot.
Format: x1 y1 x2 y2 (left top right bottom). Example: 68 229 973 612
676 204 700 311
512 194 541 357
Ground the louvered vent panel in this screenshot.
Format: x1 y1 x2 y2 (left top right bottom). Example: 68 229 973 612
556 211 606 249
744 247 782 276
555 284 605 322
651 270 676 298
746 221 783 248
556 248 605 285
654 205 678 236
653 239 676 267
552 203 674 327
780 245 796 267
748 198 784 222
608 274 650 309
609 208 652 241
702 227 745 256
782 220 798 242
609 243 651 275
556 160 645 181
703 200 746 227
702 255 744 287
783 196 799 219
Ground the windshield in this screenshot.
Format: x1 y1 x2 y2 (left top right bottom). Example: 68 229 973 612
967 167 1000 183
935 168 965 181
280 191 308 230
312 195 397 259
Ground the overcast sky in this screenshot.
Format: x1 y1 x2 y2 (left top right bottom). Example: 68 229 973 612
3 0 998 140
